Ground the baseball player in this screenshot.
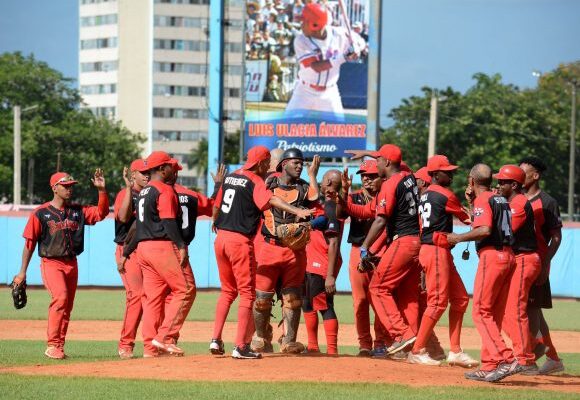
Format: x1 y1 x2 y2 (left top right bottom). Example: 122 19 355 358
252 147 319 354
211 146 313 359
345 144 421 356
414 167 431 195
519 156 564 375
285 2 364 114
14 170 109 359
493 164 541 374
447 164 520 383
342 160 389 357
113 159 150 359
407 155 476 368
302 170 344 355
134 151 194 357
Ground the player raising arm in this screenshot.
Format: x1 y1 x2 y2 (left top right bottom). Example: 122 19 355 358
14 170 109 360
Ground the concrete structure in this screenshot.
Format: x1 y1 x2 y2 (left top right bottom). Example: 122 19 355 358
79 0 243 188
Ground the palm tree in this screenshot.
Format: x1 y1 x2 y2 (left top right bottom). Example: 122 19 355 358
184 138 208 191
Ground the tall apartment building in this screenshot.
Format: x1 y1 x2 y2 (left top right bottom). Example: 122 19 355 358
79 0 243 188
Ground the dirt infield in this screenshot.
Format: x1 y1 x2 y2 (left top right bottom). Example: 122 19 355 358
2 319 579 393
2 319 580 353
3 353 580 393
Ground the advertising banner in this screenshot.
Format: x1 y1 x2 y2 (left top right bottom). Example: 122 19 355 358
244 0 370 157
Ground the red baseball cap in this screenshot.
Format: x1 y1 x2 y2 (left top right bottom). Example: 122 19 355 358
243 145 271 170
414 167 432 184
144 151 177 170
130 159 148 172
302 3 328 32
356 160 378 175
427 155 458 172
171 158 183 171
370 144 402 164
400 161 413 173
493 165 525 184
50 172 78 187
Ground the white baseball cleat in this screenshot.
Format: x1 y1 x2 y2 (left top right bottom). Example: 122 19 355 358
406 349 442 366
447 350 480 368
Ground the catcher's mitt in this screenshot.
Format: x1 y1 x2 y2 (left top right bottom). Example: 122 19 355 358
10 279 27 310
276 223 311 250
357 254 381 273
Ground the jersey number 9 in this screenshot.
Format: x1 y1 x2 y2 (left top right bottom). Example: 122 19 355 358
221 189 236 213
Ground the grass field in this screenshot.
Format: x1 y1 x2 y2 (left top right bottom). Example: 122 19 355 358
2 288 579 331
1 288 578 399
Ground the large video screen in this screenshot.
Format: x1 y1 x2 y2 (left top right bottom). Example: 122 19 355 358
243 0 370 157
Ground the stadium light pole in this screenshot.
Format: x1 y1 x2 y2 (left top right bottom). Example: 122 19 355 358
568 80 577 221
427 93 438 158
13 104 39 208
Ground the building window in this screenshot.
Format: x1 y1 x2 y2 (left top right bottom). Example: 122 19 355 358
153 130 207 141
153 62 207 74
81 37 118 50
224 42 243 53
223 110 242 121
226 88 240 98
155 0 209 4
153 84 207 97
154 15 205 28
153 39 209 51
224 65 243 75
87 106 116 117
80 14 118 27
80 60 118 72
153 108 209 119
81 84 117 95
81 0 117 4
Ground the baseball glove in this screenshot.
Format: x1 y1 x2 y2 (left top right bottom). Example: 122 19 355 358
276 223 311 250
10 279 27 310
357 254 381 273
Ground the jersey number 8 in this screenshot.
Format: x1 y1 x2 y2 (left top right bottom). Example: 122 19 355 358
221 188 236 213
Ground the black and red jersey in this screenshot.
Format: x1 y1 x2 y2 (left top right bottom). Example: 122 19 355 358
528 191 562 258
214 169 273 236
347 190 374 245
23 193 109 258
174 183 213 245
135 180 180 242
375 171 420 240
113 187 139 244
509 193 537 254
419 184 469 244
472 191 514 252
261 175 318 240
306 201 345 278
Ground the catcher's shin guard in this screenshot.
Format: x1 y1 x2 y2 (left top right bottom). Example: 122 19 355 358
251 291 274 353
279 287 305 353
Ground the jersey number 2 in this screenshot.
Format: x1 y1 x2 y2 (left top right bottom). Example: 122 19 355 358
221 189 236 213
418 203 432 228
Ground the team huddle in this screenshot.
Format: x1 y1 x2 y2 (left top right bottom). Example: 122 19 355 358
12 143 564 384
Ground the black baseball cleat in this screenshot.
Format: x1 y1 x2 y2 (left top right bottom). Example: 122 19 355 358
464 369 497 382
387 336 416 355
488 360 524 382
209 339 225 355
232 345 263 360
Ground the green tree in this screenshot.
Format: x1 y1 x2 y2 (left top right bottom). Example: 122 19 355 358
381 64 579 206
0 52 145 203
184 137 208 191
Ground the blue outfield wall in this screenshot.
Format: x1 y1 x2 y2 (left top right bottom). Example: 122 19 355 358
1 215 578 298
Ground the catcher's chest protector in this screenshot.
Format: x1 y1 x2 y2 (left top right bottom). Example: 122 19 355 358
262 177 310 238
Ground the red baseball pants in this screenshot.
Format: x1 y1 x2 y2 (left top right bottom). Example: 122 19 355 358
138 240 196 354
40 257 78 348
256 241 307 292
213 230 257 347
349 245 389 350
369 235 421 342
473 247 516 371
115 244 143 351
414 244 469 353
503 252 541 366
